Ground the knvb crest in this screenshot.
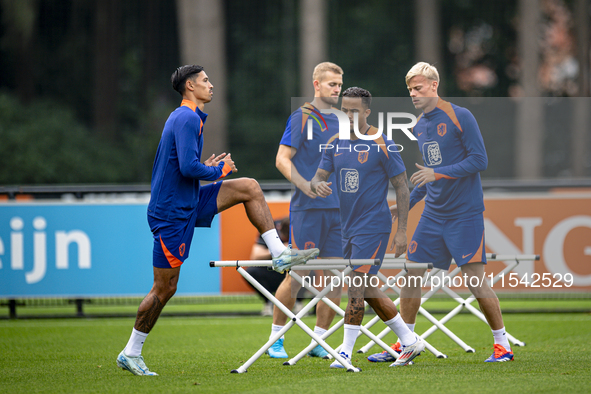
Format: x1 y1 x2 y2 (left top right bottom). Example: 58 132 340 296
304 241 316 250
437 123 447 137
358 151 368 164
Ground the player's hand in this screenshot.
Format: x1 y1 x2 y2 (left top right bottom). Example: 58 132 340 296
311 181 332 198
297 181 317 199
389 229 407 257
389 204 398 223
223 153 238 173
410 163 436 188
204 152 227 167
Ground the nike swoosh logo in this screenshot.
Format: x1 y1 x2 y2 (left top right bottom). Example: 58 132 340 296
418 132 423 136
462 253 473 259
334 153 343 156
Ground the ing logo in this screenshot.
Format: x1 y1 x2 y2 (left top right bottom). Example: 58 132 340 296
437 123 447 137
304 241 316 250
179 243 186 257
358 151 368 164
303 105 329 136
408 240 418 254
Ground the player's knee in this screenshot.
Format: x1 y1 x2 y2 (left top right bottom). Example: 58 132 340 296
364 286 381 299
347 285 364 299
248 178 264 198
467 278 493 297
240 177 263 199
151 289 173 306
155 281 177 301
404 275 422 289
403 268 424 288
469 287 487 299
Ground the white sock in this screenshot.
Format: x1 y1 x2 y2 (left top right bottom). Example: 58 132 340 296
262 229 287 258
311 326 327 346
124 328 148 357
397 323 415 345
385 314 416 347
342 324 360 358
492 327 511 351
270 324 284 341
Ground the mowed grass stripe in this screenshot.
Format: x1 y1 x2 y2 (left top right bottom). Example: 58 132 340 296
0 313 590 393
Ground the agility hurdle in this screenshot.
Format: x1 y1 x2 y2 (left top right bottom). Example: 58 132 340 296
355 254 539 356
209 258 379 373
282 261 435 365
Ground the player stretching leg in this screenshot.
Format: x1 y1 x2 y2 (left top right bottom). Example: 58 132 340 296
311 87 424 369
116 65 318 376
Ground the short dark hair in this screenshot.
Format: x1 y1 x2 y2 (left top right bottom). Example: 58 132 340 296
171 65 204 95
342 87 372 109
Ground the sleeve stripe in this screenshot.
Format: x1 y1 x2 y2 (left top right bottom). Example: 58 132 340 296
216 162 233 180
371 127 389 158
436 99 463 132
434 172 457 180
326 132 340 145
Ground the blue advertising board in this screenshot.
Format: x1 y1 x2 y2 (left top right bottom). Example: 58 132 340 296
0 203 220 297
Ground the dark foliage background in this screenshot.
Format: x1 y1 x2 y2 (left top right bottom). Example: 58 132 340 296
0 0 587 184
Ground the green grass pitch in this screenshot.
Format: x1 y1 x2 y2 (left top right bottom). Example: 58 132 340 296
1 311 590 393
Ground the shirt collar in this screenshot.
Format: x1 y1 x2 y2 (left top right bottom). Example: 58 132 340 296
181 99 208 123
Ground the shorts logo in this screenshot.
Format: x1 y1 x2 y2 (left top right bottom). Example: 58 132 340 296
408 240 418 254
304 241 316 250
437 123 447 137
179 243 186 257
340 168 359 193
422 141 442 166
358 151 368 164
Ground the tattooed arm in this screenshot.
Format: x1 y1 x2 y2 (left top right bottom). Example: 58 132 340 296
389 171 410 257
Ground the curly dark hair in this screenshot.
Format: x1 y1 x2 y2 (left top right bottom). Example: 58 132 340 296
342 87 372 109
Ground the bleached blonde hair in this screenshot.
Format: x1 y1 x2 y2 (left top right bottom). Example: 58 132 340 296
405 62 440 86
313 62 343 82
